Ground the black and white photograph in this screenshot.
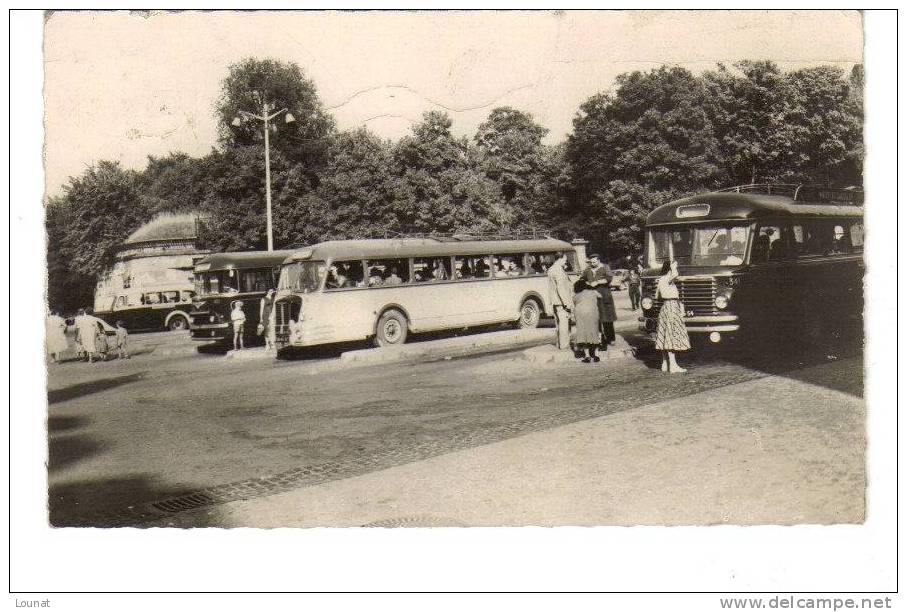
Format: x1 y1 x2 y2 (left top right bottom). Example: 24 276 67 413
9 7 899 603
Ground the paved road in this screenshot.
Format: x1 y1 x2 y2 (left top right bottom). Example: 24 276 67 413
45 291 863 527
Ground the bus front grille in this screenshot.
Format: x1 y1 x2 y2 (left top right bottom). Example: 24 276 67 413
643 277 718 317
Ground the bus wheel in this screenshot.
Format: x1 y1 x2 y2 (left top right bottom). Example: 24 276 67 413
518 298 542 329
168 315 188 332
375 310 408 347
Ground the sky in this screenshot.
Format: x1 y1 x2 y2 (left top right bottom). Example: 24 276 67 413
43 10 863 196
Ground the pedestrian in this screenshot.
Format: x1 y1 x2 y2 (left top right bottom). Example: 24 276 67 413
655 259 690 373
582 254 617 349
73 308 101 363
93 319 110 361
572 279 602 363
231 301 246 351
45 310 69 363
115 320 130 359
627 267 642 310
259 289 276 351
546 253 574 350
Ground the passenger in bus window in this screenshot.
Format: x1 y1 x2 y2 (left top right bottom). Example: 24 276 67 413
431 258 450 281
831 225 849 254
384 267 403 285
368 266 384 287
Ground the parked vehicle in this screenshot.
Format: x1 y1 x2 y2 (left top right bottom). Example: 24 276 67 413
639 184 864 345
94 289 195 332
189 250 295 345
274 238 579 351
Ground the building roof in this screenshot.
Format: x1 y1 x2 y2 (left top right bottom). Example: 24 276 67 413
123 212 202 245
284 238 575 263
194 250 298 272
646 192 863 226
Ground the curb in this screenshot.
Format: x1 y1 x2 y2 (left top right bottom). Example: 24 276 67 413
338 328 556 366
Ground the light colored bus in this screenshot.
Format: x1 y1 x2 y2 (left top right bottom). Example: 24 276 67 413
273 238 579 350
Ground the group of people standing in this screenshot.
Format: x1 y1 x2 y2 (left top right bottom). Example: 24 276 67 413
45 309 129 364
547 254 689 372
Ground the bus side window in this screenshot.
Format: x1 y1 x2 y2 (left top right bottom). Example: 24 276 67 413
751 225 782 263
527 252 557 274
412 257 450 282
849 222 864 253
493 254 524 277
326 260 365 289
455 255 490 280
366 258 408 286
830 223 850 254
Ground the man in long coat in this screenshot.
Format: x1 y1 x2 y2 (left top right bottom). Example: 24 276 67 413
547 254 574 350
582 254 617 348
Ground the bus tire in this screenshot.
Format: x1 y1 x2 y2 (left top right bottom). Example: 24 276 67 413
167 314 189 332
374 309 408 347
518 298 542 329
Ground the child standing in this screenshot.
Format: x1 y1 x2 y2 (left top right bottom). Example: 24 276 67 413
115 321 130 359
572 279 602 363
231 301 246 351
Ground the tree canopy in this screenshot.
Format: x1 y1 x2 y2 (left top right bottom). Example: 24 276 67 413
46 58 863 312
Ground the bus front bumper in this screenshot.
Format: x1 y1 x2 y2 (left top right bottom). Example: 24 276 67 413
190 322 231 340
640 314 739 334
275 322 340 348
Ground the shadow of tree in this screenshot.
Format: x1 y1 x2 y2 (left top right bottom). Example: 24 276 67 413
627 330 863 398
48 372 146 404
47 415 88 433
47 433 110 473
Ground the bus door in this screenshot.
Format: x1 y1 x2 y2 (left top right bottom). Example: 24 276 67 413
747 222 794 335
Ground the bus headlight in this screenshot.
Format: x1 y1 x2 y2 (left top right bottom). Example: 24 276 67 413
715 294 729 309
641 297 653 310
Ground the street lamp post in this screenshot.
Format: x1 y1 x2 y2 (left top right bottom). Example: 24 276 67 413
233 96 295 251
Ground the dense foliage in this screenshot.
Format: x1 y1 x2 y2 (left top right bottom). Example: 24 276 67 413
46 58 863 312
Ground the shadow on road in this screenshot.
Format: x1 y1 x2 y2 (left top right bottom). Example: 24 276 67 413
48 474 196 527
48 433 111 473
628 330 863 398
47 372 146 404
47 415 89 433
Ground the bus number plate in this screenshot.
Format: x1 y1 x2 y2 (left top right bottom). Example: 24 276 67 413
686 310 695 317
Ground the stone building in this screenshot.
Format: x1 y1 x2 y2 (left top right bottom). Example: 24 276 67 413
93 212 210 313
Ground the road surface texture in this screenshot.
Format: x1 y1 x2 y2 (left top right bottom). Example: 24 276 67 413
45 292 864 527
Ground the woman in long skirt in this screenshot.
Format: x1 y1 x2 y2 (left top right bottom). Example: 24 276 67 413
572 279 602 363
45 310 69 363
655 259 690 373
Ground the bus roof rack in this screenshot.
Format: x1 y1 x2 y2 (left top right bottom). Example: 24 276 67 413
380 231 558 242
714 183 863 205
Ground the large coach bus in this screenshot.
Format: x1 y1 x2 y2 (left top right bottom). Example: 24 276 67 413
189 250 295 344
273 238 578 350
639 184 864 345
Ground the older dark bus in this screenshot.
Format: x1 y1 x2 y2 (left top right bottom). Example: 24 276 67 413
639 184 863 346
189 250 295 345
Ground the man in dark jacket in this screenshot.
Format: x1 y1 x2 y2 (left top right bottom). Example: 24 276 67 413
582 254 617 348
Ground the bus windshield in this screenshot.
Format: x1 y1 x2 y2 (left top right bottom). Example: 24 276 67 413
278 261 326 293
195 270 240 296
647 224 750 267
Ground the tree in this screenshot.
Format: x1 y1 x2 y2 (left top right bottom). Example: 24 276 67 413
391 111 502 235
216 58 335 169
474 107 560 233
45 161 149 312
565 66 723 255
137 152 209 215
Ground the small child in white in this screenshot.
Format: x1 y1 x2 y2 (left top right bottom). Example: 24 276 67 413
231 301 246 350
115 321 130 359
